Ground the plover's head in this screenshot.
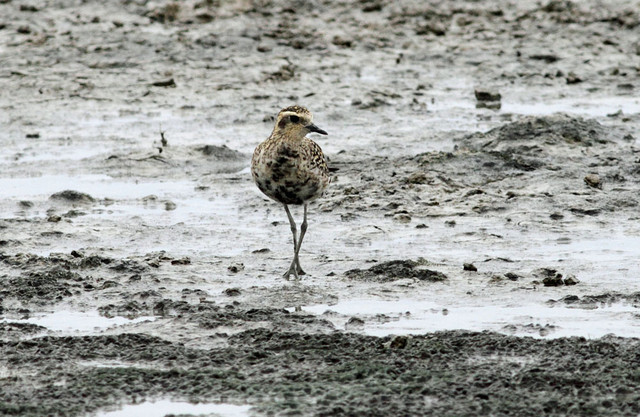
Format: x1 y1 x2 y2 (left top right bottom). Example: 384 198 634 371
273 105 327 138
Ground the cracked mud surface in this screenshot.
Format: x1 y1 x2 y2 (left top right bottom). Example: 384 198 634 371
2 0 640 415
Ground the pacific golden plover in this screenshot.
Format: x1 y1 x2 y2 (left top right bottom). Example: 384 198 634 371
251 105 329 280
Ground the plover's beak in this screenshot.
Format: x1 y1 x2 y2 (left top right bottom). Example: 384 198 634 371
306 124 328 135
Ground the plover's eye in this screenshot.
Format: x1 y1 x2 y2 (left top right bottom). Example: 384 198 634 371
290 115 299 123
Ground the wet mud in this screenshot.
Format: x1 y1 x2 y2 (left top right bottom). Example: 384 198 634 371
2 328 640 417
2 0 640 415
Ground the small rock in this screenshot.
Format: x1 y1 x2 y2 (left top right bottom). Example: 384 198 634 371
25 133 39 138
584 174 602 189
331 35 353 48
464 189 484 198
557 294 580 304
529 54 559 63
504 272 520 281
170 257 191 265
164 201 177 211
345 317 365 330
463 263 477 272
18 200 33 208
543 273 564 287
475 88 501 110
228 263 244 273
563 274 580 286
474 89 501 102
47 215 62 222
549 212 564 220
151 78 176 88
445 220 456 227
257 44 272 52
361 1 383 12
566 72 582 84
393 213 411 223
415 224 428 229
195 12 214 22
223 288 241 296
252 248 270 254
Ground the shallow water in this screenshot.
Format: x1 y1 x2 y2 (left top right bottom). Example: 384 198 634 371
502 95 640 118
294 298 640 339
1 310 156 333
94 400 252 417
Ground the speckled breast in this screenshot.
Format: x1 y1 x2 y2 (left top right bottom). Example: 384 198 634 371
252 141 329 206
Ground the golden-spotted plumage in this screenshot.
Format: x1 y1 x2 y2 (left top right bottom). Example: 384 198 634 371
251 105 329 279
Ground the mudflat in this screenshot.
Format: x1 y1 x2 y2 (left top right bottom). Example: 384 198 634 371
1 0 640 416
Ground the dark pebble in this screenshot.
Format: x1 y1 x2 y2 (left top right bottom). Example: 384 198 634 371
543 274 564 287
584 174 602 189
463 263 477 272
504 272 520 281
228 263 244 273
224 288 241 296
170 257 191 265
566 72 582 84
474 89 501 102
151 78 176 87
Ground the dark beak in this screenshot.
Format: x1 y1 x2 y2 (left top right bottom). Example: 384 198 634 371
306 123 328 135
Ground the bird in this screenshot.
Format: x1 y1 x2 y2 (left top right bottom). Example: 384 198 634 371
251 105 330 280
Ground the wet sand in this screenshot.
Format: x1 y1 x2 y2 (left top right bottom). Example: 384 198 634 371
1 0 640 415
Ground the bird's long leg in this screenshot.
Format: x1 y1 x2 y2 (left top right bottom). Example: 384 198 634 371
293 203 308 275
283 204 299 280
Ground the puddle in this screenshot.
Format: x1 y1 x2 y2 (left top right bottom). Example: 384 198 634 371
295 298 640 339
502 96 640 118
0 175 194 199
0 174 241 231
94 399 252 417
1 310 156 333
78 360 159 369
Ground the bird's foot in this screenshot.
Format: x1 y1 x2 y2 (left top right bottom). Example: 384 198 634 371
283 261 299 280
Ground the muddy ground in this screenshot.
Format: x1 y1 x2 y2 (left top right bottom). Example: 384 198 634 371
1 0 640 416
